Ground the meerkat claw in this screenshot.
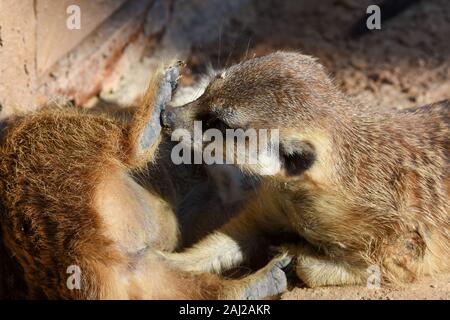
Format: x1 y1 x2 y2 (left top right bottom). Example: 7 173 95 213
155 62 182 111
240 254 292 300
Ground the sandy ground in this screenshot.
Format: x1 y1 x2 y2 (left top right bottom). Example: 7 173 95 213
282 273 450 300
177 0 450 300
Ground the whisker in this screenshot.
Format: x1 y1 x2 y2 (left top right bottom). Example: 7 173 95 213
217 23 223 68
225 36 238 69
243 37 252 62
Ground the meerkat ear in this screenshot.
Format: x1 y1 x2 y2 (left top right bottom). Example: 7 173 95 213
127 62 182 166
279 139 316 176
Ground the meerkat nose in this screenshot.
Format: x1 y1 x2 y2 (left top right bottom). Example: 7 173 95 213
160 107 176 128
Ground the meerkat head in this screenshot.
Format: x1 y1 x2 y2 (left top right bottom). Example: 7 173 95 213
161 52 341 179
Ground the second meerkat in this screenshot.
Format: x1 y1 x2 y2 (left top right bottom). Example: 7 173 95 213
161 52 450 287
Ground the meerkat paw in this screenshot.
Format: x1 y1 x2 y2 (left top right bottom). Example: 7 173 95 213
229 254 292 300
140 63 181 146
294 250 366 288
132 61 183 160
271 244 366 288
155 62 182 109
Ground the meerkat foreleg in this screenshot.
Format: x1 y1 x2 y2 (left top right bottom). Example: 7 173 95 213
284 244 367 288
159 210 271 274
99 248 290 299
219 253 291 299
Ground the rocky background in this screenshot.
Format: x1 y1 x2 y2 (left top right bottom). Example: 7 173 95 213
101 0 450 111
2 0 449 116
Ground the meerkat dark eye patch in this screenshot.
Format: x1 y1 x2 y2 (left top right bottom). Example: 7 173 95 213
197 112 231 133
280 140 316 176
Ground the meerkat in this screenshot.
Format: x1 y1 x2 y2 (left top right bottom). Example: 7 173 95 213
0 63 290 299
159 52 450 288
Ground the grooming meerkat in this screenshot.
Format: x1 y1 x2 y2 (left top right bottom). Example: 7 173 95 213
0 64 290 299
160 52 450 288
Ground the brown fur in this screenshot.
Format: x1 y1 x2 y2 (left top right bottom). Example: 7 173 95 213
161 52 450 288
0 66 289 299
